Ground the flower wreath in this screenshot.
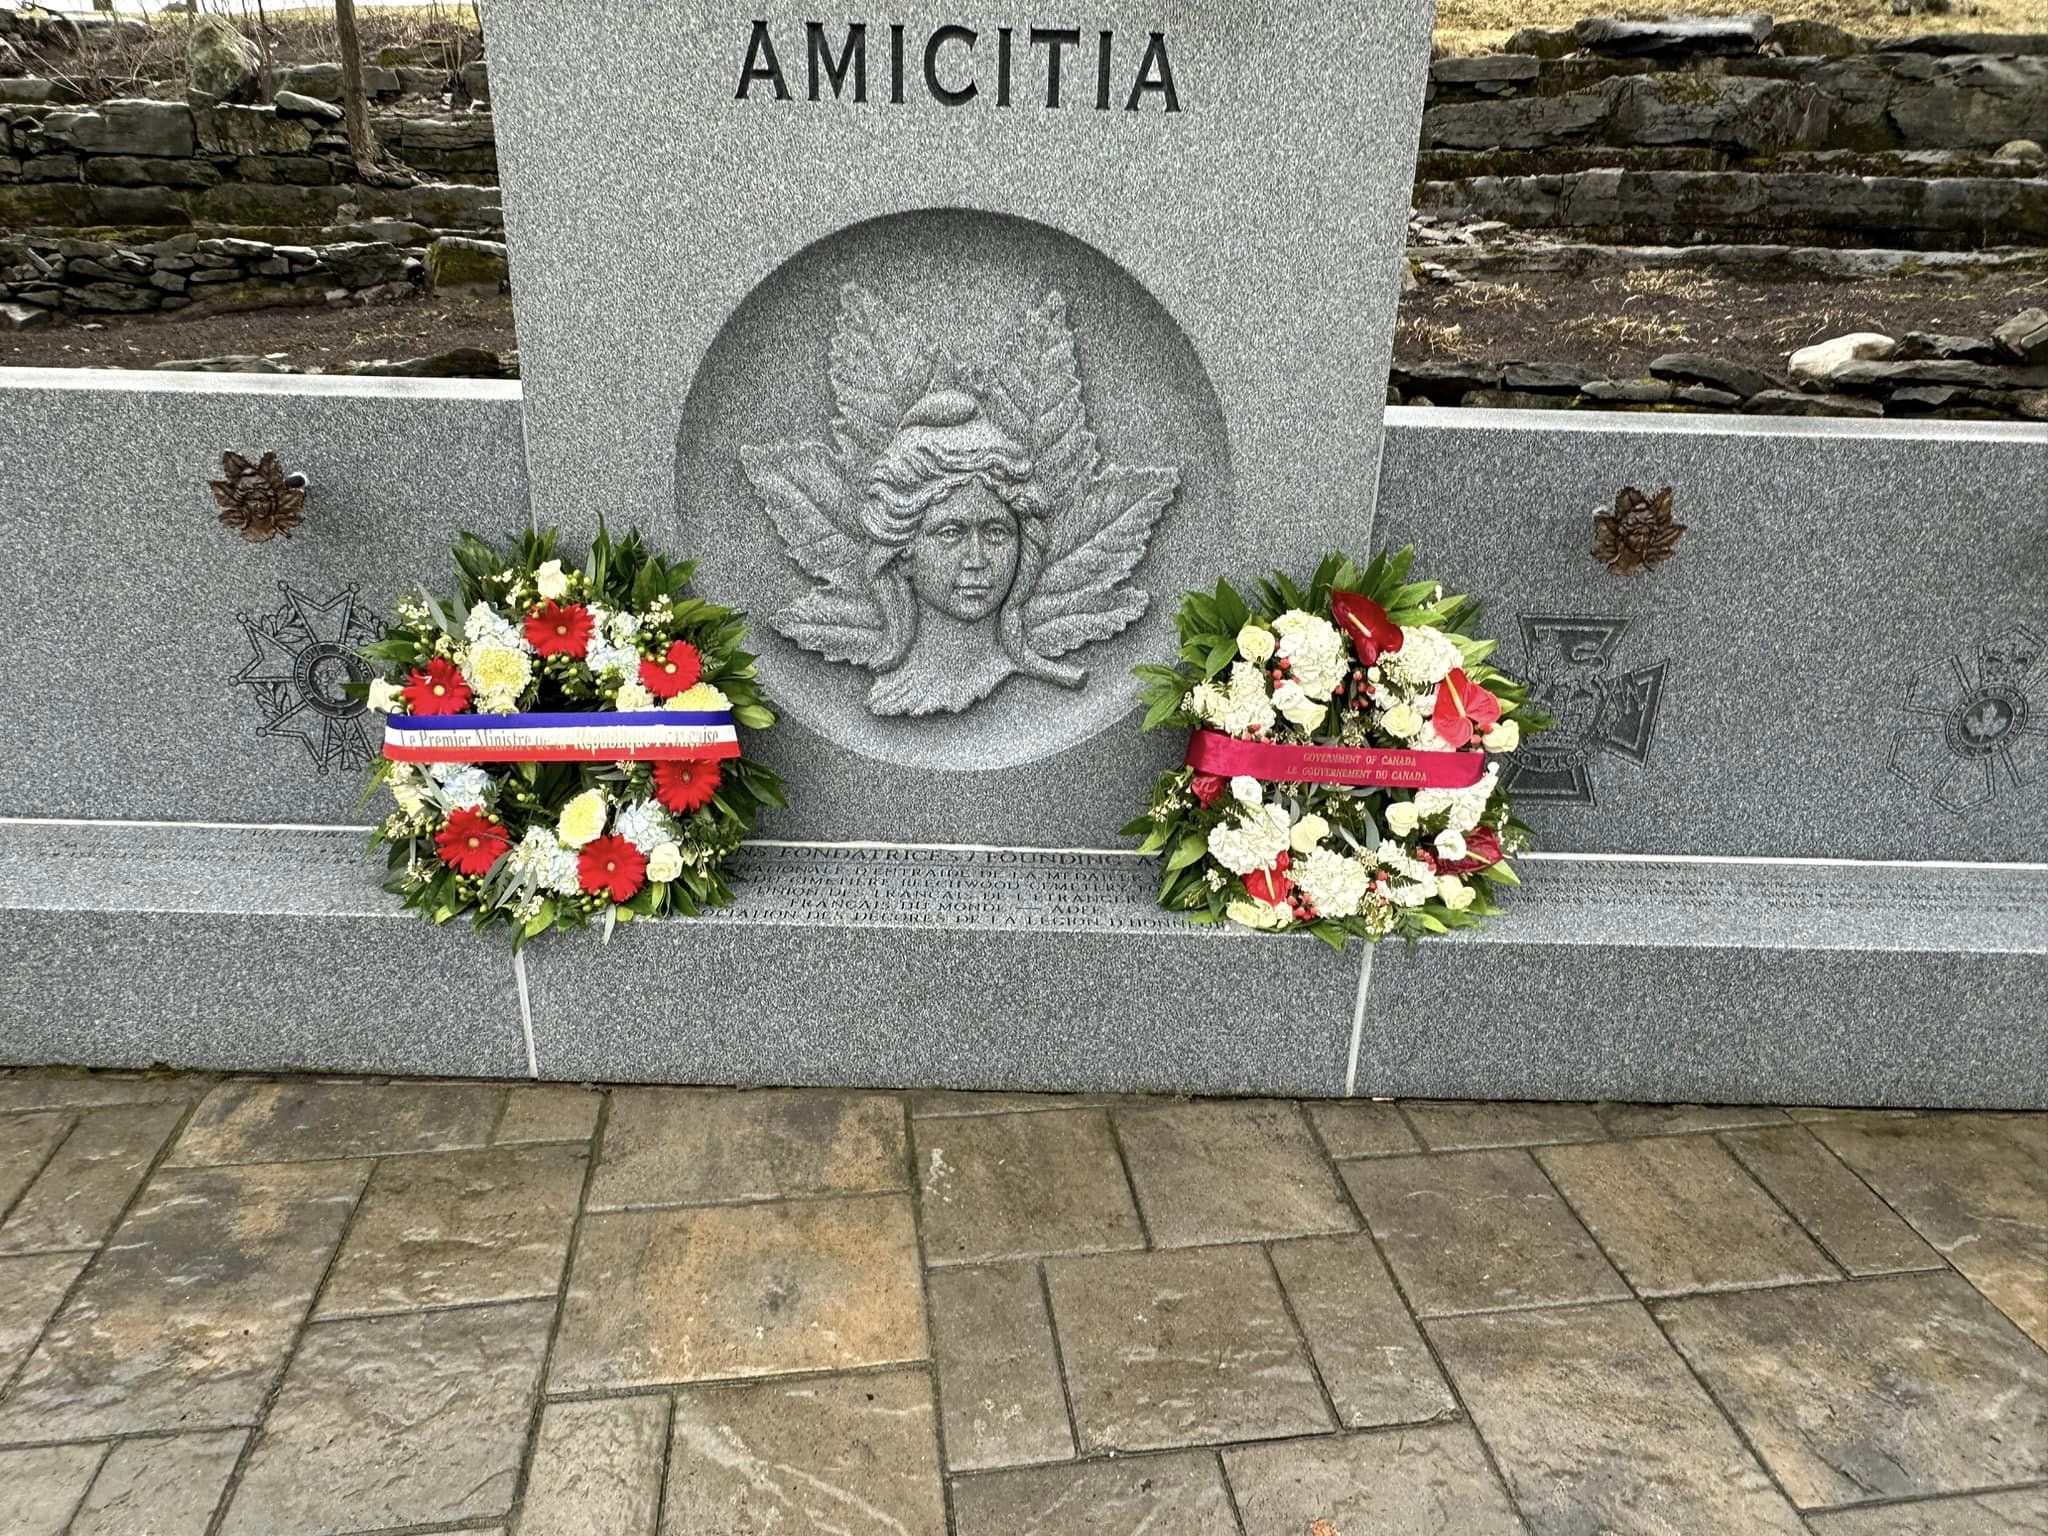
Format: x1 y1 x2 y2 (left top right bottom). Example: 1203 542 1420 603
356 525 786 943
1127 549 1544 947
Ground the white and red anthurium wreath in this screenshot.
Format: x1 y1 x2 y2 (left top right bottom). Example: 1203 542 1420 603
1126 549 1546 947
352 524 786 945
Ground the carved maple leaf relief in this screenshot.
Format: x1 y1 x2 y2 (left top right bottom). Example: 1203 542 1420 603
740 282 1180 717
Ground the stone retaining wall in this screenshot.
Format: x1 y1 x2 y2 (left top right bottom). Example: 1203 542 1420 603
0 232 421 324
0 96 497 230
1425 45 2048 155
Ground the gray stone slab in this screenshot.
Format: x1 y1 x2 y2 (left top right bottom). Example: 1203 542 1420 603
915 1108 1144 1265
662 1369 946 1536
219 1300 554 1533
485 1 1430 846
0 370 527 822
1111 1099 1355 1247
926 1261 1075 1470
0 1250 89 1382
69 1429 246 1536
1268 1233 1458 1429
1224 1425 1524 1536
0 1101 185 1253
527 845 1359 1095
1362 858 2048 1109
1375 408 2048 860
1721 1124 1944 1276
521 1396 669 1536
1656 1272 2048 1508
951 1453 1238 1536
0 824 527 1080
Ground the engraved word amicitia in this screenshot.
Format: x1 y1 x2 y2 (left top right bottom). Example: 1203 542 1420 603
736 22 1180 112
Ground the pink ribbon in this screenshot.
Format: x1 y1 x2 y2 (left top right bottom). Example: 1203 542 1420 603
1185 729 1488 790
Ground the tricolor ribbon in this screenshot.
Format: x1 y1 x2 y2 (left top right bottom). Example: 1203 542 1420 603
383 709 741 765
1185 728 1487 790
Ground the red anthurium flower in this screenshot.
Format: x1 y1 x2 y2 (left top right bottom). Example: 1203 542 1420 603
1330 589 1403 665
578 834 647 903
1243 850 1292 906
1190 772 1226 808
1431 668 1502 749
402 656 472 716
640 639 703 699
653 757 722 815
1437 825 1504 876
525 601 595 658
434 806 510 876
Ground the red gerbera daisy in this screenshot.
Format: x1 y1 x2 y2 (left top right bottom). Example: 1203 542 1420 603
434 806 510 876
402 656 472 717
577 834 647 903
524 601 595 658
652 757 722 815
640 639 703 699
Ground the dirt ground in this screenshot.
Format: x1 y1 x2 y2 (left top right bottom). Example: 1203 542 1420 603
0 292 515 373
1434 0 2044 51
1395 265 2048 376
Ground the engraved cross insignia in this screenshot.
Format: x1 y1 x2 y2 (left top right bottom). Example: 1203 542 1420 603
1502 615 1669 806
741 282 1181 718
1889 621 2043 814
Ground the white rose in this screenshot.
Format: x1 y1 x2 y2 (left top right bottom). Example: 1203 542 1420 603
646 842 683 882
1381 703 1422 740
1384 800 1420 837
1482 719 1521 753
534 559 569 600
1437 874 1476 911
1272 680 1327 732
1230 776 1263 806
367 677 404 714
1237 623 1275 664
1435 828 1468 863
614 680 656 712
1226 897 1291 932
391 774 427 817
1290 813 1330 854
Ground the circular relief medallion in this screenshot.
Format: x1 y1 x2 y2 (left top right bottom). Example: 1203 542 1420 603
1945 684 2028 758
675 209 1232 772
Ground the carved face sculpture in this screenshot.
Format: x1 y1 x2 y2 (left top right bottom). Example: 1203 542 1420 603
907 479 1021 623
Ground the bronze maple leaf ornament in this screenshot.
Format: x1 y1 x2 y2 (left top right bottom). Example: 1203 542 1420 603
211 452 307 542
1594 485 1684 575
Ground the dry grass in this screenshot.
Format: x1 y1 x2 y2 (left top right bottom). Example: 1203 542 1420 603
1563 312 1697 355
1395 313 1484 357
1435 0 2048 52
1454 280 1552 310
1619 268 1724 303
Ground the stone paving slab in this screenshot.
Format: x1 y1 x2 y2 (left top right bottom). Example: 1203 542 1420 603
220 1300 555 1533
1656 1272 2048 1508
661 1369 947 1536
1428 1301 1809 1536
550 1195 926 1390
1045 1245 1333 1452
0 1068 2040 1535
1223 1424 1525 1535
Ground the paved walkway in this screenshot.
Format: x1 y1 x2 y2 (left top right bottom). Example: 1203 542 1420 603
0 1071 2042 1535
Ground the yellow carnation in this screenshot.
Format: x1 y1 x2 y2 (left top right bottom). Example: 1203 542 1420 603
669 682 730 712
557 788 607 848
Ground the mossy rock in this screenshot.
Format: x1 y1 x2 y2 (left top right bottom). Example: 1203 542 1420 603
424 234 507 293
188 15 261 104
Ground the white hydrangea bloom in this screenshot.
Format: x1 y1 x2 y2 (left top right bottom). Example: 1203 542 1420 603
1192 662 1276 738
464 601 524 649
1413 765 1499 834
1382 625 1462 688
1272 609 1347 701
1294 847 1372 919
613 799 674 854
1229 776 1263 806
614 680 656 712
1206 803 1291 875
435 767 492 811
1376 842 1437 907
